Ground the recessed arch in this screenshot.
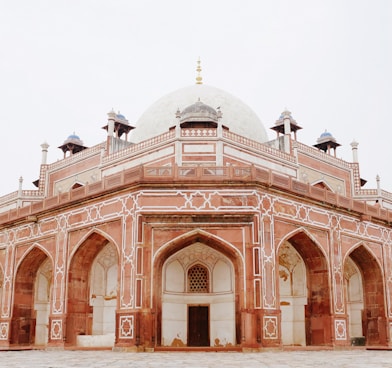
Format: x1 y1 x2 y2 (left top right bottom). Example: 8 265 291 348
344 243 387 346
277 227 330 262
68 228 120 267
153 229 243 348
66 231 119 347
278 229 332 346
11 245 52 346
14 243 53 276
343 241 384 274
154 228 244 267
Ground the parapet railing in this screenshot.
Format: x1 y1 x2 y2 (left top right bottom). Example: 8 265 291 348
102 130 176 164
0 190 45 210
1 164 391 226
0 190 19 204
356 188 392 202
47 142 106 171
223 130 296 163
0 128 296 208
296 141 355 170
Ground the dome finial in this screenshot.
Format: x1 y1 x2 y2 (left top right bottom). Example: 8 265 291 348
195 57 203 85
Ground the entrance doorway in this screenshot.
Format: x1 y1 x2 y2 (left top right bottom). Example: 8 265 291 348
188 306 209 346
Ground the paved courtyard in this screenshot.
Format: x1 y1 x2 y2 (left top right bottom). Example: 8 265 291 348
0 349 391 368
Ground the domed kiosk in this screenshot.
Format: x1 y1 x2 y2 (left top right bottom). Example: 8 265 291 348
130 83 269 143
179 99 220 126
58 133 87 158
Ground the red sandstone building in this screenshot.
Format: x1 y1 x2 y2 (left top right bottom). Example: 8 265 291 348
1 65 392 351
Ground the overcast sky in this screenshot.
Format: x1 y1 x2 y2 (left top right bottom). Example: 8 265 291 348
0 0 391 196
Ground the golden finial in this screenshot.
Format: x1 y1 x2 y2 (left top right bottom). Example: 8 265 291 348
195 58 203 85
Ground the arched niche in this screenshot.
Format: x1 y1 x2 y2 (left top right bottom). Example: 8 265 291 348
279 230 331 346
345 244 387 346
11 246 52 346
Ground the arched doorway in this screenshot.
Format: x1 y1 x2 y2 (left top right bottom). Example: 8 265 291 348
154 231 242 349
66 232 118 347
278 231 331 346
11 247 52 346
345 245 387 346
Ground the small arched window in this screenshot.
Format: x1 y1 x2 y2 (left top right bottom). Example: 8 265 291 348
313 181 331 191
188 264 209 293
71 182 84 190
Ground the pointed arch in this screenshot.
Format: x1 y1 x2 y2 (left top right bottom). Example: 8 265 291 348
153 229 243 348
277 227 329 263
344 242 387 346
71 182 84 190
311 180 333 192
343 241 383 272
14 242 54 276
66 229 119 347
277 228 332 346
68 228 120 267
154 228 244 267
70 182 84 190
11 245 52 346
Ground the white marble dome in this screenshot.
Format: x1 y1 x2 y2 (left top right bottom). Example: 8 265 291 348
130 84 269 143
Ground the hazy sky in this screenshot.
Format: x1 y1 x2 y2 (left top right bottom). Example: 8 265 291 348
0 0 391 196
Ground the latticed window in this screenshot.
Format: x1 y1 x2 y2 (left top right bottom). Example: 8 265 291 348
188 264 209 293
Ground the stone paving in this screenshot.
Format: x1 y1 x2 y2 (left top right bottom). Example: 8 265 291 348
0 349 392 368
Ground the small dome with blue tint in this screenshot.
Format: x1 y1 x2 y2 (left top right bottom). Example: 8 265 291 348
58 131 87 155
317 130 336 144
313 129 341 154
320 131 332 138
63 132 84 146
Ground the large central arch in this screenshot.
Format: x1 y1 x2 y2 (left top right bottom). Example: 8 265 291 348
152 230 244 348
